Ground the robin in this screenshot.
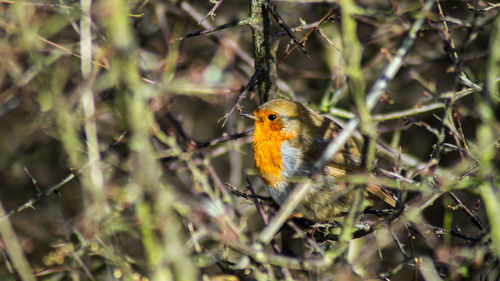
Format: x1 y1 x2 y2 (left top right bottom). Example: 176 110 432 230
242 99 397 222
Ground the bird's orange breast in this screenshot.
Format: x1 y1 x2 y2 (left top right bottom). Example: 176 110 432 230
252 120 294 188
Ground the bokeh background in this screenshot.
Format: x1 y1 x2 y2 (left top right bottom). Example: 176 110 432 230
0 0 499 280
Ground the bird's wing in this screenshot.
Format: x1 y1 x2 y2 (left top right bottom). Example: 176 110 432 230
306 137 361 174
366 182 397 207
308 138 397 208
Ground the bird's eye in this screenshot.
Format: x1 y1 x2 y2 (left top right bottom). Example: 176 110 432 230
268 114 277 121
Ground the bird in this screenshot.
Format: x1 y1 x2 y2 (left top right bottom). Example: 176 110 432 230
242 99 397 222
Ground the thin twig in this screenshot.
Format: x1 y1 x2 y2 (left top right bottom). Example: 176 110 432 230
286 220 325 255
224 183 276 207
199 0 225 24
166 136 252 171
328 87 479 121
207 163 231 199
454 110 472 156
195 128 253 149
0 202 37 281
221 239 332 270
166 112 193 144
389 223 409 259
177 19 249 41
265 0 308 57
163 112 233 199
181 2 254 66
219 67 263 127
246 177 281 254
272 12 338 37
479 3 500 13
277 9 333 65
373 87 477 121
314 207 405 242
23 167 41 196
37 35 109 69
0 132 127 220
413 224 479 243
437 0 459 64
181 1 296 98
447 192 487 232
246 177 272 225
437 0 482 91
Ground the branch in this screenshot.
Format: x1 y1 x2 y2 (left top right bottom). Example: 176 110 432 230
448 192 487 232
272 11 338 37
195 128 253 149
373 87 478 121
219 67 264 127
249 0 279 102
277 9 333 65
265 0 309 57
177 19 249 41
224 183 276 207
327 86 481 121
0 132 127 221
180 2 254 66
245 177 282 254
222 240 333 270
199 0 225 24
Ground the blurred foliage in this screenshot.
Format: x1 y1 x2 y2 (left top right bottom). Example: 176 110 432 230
0 0 499 280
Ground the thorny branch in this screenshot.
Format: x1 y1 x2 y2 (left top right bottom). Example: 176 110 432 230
447 191 487 232
219 67 264 127
277 9 334 65
265 0 309 57
199 0 225 24
1 132 128 221
177 19 249 41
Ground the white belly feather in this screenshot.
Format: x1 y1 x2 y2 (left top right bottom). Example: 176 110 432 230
264 141 303 205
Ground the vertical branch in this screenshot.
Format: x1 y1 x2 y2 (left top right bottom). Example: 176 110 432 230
339 0 376 170
0 201 36 281
80 0 108 218
478 13 500 257
104 0 169 275
486 7 500 104
103 0 198 279
338 0 372 252
249 0 278 102
339 184 364 242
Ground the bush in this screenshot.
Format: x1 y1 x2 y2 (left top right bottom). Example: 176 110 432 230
0 0 499 280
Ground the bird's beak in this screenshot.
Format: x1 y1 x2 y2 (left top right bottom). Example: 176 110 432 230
240 112 259 121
